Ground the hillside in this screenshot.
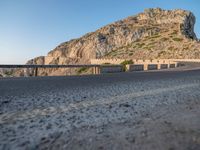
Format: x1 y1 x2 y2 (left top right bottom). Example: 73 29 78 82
23 8 200 76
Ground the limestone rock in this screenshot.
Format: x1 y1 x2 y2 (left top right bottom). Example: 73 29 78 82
26 8 200 76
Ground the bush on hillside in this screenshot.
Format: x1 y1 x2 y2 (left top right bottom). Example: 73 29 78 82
120 60 134 71
77 67 88 74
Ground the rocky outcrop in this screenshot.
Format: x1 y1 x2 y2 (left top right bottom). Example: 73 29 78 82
27 8 200 75
26 56 45 65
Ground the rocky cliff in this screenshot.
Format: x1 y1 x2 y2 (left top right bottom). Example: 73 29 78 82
26 8 200 75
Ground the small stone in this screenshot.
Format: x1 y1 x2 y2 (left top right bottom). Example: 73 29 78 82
98 146 104 150
39 119 44 123
164 121 172 126
108 105 112 109
19 141 30 147
96 127 104 134
141 130 148 137
89 138 93 142
10 138 16 142
126 136 135 143
2 100 10 104
41 137 46 141
119 103 130 108
46 123 52 130
18 125 25 129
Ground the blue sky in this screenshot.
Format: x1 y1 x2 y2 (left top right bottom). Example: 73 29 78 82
0 0 200 64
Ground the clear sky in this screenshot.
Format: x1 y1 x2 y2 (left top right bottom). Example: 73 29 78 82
0 0 200 64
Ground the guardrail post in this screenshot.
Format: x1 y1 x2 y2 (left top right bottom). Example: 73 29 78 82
95 67 98 74
175 62 178 67
167 63 170 69
144 64 148 70
98 66 101 74
93 67 96 74
93 66 100 74
158 64 161 70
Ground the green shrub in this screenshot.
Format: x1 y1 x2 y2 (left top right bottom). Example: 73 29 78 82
102 62 111 65
161 37 169 41
129 53 133 56
121 60 133 65
168 46 174 50
4 71 13 76
157 51 167 57
77 67 88 74
147 41 156 46
150 35 161 39
134 39 141 42
172 38 183 42
136 43 145 48
120 60 133 71
145 45 154 50
171 30 178 35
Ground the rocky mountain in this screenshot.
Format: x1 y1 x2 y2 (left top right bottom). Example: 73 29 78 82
24 8 200 76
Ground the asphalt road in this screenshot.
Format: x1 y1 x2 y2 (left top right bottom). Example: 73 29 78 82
0 68 200 150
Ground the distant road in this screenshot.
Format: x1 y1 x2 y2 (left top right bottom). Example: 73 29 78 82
0 67 200 150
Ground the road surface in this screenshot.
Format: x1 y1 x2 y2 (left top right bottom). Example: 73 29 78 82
0 69 200 150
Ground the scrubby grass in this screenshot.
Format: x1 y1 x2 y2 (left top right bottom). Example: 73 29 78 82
145 45 155 50
172 38 183 42
168 46 174 50
170 30 178 35
136 43 145 48
4 70 13 76
150 34 161 39
161 37 169 41
103 62 111 65
77 67 89 74
147 41 156 46
157 51 167 57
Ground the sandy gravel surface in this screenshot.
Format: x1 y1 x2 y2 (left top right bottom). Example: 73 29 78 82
0 69 200 150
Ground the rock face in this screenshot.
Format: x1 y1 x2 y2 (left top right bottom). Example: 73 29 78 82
26 8 200 76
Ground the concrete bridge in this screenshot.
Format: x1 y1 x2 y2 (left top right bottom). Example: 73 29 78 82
1 59 200 77
0 64 101 76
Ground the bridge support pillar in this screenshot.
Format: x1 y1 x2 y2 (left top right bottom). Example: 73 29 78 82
34 68 38 76
23 68 30 77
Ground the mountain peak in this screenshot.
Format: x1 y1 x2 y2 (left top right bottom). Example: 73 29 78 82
26 8 200 76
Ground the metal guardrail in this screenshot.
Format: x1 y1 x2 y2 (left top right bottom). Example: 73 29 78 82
0 64 100 68
0 62 181 77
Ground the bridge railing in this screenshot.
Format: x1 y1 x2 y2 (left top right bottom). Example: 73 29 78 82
0 61 181 77
0 64 101 76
